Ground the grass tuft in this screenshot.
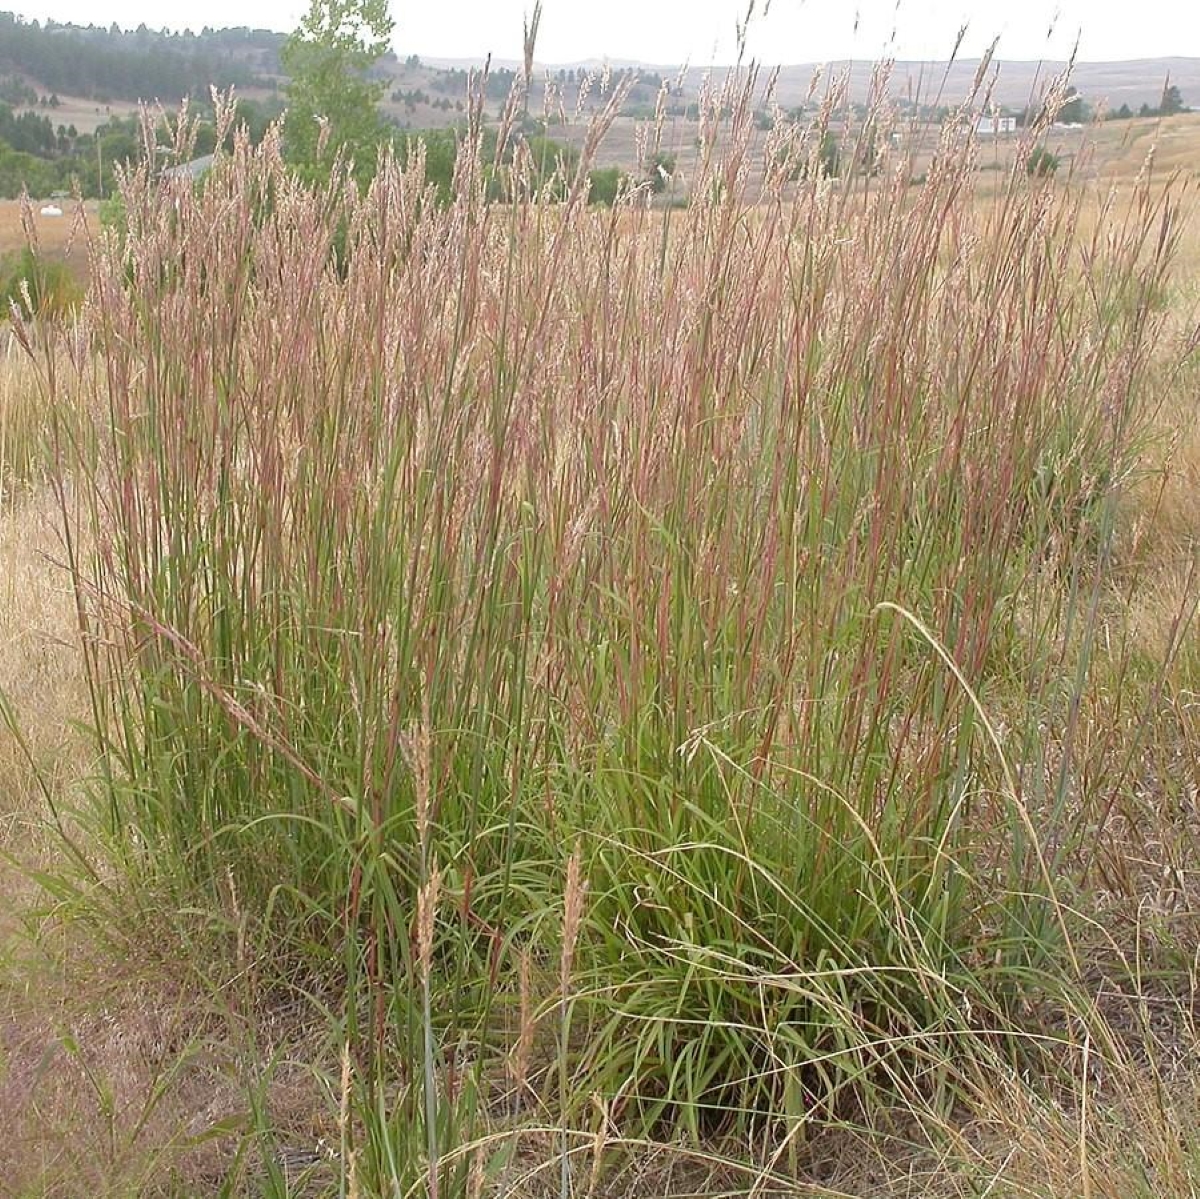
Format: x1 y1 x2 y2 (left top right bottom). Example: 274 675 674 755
7 74 1195 1193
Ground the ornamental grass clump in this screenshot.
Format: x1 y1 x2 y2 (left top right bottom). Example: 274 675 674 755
33 68 1185 1186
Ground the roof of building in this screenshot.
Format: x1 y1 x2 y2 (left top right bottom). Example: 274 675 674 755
162 154 215 181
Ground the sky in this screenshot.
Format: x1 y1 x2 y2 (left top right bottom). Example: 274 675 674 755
10 0 1200 66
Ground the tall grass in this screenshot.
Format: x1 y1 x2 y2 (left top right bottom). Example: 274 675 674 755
0 339 58 502
29 71 1187 1190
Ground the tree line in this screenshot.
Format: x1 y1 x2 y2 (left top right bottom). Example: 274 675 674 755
0 13 284 102
1036 82 1186 125
0 96 283 198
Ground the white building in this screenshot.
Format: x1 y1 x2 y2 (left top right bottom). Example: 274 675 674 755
976 116 1017 136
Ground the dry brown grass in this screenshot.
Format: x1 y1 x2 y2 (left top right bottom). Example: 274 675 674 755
0 200 96 277
0 916 341 1195
1087 113 1200 183
38 97 140 140
0 489 87 839
1 341 60 496
0 333 89 834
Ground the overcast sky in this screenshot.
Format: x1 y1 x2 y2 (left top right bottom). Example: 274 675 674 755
11 0 1200 65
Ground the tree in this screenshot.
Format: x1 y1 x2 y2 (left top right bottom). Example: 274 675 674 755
1058 87 1089 125
1160 84 1185 115
280 0 394 184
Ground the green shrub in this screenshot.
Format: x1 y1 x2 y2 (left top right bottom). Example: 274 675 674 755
98 192 126 234
587 165 626 206
642 149 676 192
1027 145 1060 177
0 246 82 321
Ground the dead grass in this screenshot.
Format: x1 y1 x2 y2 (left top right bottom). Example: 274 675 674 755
0 488 327 1193
1087 113 1200 183
1 341 60 498
0 200 96 279
0 489 87 839
38 97 140 140
0 916 342 1196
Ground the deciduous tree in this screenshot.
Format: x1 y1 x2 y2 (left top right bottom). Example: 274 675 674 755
281 0 394 183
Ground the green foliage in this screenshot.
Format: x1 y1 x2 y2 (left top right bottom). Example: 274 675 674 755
0 246 82 320
395 127 460 205
431 64 520 102
0 72 37 106
226 96 286 145
524 133 578 195
523 133 578 174
779 129 840 181
1027 145 1060 178
280 0 395 185
0 102 284 200
0 109 125 198
479 131 581 202
1111 86 1185 122
0 143 59 196
1160 84 1185 116
98 192 126 238
820 130 841 176
0 103 58 154
394 128 615 209
1058 88 1090 124
587 165 626 206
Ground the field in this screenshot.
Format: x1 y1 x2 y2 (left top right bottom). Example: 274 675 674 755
1 80 1198 1198
0 197 96 270
40 96 141 137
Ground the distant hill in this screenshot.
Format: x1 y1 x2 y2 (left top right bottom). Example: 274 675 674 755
0 13 286 103
426 55 1200 112
751 58 1200 111
0 11 1194 117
